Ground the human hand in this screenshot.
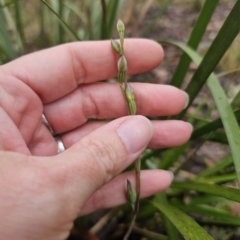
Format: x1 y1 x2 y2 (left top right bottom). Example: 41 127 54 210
0 39 192 240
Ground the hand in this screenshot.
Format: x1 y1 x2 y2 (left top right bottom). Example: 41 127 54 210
0 39 192 240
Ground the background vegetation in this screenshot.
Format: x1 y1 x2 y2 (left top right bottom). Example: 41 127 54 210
0 0 240 239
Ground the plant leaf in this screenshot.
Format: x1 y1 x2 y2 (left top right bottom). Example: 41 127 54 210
172 202 240 226
160 41 240 187
152 201 214 240
196 155 233 178
172 181 240 202
191 109 240 139
183 0 240 108
170 0 219 87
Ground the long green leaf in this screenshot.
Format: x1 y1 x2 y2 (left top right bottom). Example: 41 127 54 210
155 193 180 240
161 41 240 187
200 174 236 184
183 0 240 108
13 0 25 49
188 195 224 205
207 75 240 187
152 201 214 240
58 0 64 43
100 0 107 39
171 0 219 87
191 109 240 139
172 202 240 226
172 181 240 202
106 0 120 39
197 155 233 178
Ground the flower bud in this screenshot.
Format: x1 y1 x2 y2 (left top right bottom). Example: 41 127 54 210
125 83 137 115
117 56 127 72
111 39 121 55
127 179 136 211
117 19 125 33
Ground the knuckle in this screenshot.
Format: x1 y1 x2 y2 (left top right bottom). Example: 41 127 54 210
81 87 99 119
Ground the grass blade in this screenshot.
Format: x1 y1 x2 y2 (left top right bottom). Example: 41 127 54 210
158 144 188 170
155 193 180 240
41 0 80 41
0 8 17 60
171 0 219 88
152 201 214 240
106 0 121 38
191 109 240 139
161 41 240 187
172 181 240 202
13 0 25 49
196 155 233 178
217 68 240 77
172 202 240 226
100 0 107 39
183 0 240 108
200 174 236 184
188 195 224 205
58 0 64 43
207 75 240 187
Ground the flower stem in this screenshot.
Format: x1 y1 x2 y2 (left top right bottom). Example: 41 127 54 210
112 19 141 240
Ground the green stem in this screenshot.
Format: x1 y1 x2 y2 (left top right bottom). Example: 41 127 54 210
41 0 80 41
114 20 140 240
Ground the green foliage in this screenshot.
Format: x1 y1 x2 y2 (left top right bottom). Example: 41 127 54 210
152 200 214 240
1 0 240 239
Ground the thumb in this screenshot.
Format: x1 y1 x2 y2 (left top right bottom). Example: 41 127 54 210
52 115 153 207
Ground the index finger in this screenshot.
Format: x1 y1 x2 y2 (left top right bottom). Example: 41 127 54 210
2 39 164 103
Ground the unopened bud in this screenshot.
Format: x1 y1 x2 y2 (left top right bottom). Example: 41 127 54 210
125 83 137 115
111 39 121 55
117 19 125 33
127 179 136 211
117 56 127 72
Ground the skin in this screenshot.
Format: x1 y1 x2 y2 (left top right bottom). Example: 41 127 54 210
0 39 192 240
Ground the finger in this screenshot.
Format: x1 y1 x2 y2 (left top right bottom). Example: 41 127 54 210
79 170 173 215
61 120 192 149
47 116 153 207
2 39 163 103
0 107 30 155
28 123 57 156
150 120 192 148
0 73 43 144
43 83 188 133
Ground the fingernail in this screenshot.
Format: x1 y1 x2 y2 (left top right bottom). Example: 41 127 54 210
117 116 153 154
184 92 189 109
168 171 174 180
